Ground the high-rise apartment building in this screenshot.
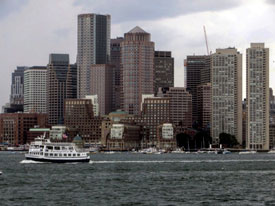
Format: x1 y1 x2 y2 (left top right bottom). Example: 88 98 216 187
77 13 111 98
211 48 242 144
186 55 210 123
157 87 192 128
111 37 124 111
90 64 114 115
154 51 174 95
47 54 77 125
121 26 154 115
246 43 269 150
24 66 47 113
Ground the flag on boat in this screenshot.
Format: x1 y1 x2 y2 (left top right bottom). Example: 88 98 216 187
62 134 68 139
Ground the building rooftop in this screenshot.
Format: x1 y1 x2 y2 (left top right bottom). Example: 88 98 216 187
127 26 148 34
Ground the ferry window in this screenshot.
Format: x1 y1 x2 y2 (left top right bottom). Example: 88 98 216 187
77 154 80 156
64 154 67 156
59 154 62 156
40 153 43 155
54 154 57 156
50 153 53 156
68 154 71 156
69 147 73 150
62 147 66 150
47 146 53 150
73 154 76 157
45 153 48 156
55 147 60 150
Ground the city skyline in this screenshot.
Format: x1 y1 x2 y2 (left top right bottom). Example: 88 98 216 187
1 0 275 108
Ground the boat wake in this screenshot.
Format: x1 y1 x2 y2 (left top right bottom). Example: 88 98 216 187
89 159 275 164
20 160 47 164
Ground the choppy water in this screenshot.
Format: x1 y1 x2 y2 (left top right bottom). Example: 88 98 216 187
1 152 275 206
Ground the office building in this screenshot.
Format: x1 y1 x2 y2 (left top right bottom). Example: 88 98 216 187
186 55 210 123
24 66 47 113
154 51 174 95
10 66 27 105
197 83 211 129
90 64 114 115
121 26 154 115
211 48 242 144
246 43 269 150
158 87 192 128
77 13 111 98
111 37 124 111
47 54 77 125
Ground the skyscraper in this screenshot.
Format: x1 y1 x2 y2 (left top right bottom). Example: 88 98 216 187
186 55 210 123
24 66 47 113
154 51 174 95
110 37 124 111
211 48 242 144
197 83 211 129
246 43 269 150
90 64 114 115
47 54 77 125
77 13 111 98
10 66 27 105
121 26 154 115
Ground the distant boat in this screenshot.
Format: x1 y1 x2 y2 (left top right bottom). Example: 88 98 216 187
268 149 275 154
0 171 2 175
239 150 257 155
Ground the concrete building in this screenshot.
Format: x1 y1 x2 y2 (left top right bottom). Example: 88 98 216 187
246 43 269 150
24 66 47 113
85 95 99 116
90 64 114 115
197 83 211 129
111 37 124 111
121 26 154 115
154 51 174 95
77 13 111 98
49 126 67 140
186 55 210 123
64 98 103 144
0 113 48 145
211 48 242 144
158 87 192 128
157 123 176 150
269 124 275 149
47 54 77 125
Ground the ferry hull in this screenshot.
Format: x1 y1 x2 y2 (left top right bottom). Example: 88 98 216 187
25 156 90 163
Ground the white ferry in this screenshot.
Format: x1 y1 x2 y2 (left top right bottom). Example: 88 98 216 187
25 135 90 163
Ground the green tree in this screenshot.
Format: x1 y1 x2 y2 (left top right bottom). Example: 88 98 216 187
219 132 238 148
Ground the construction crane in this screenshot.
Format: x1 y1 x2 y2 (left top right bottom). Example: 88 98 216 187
203 25 210 55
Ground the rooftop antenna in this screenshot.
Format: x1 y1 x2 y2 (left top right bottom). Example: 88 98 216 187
203 25 210 55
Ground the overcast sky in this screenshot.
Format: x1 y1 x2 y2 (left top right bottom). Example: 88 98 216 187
1 0 275 108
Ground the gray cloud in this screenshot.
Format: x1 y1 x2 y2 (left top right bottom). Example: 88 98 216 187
0 0 29 19
73 0 242 23
266 0 275 4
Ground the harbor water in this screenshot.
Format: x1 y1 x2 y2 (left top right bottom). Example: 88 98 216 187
1 152 275 205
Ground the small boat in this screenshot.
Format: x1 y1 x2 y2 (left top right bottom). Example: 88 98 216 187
239 150 257 155
268 149 275 154
223 150 231 154
0 171 2 175
25 135 90 163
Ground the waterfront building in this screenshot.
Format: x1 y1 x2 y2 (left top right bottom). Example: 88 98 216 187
246 43 269 150
49 126 67 140
0 113 48 145
64 98 103 144
77 13 111 98
211 48 242 144
27 128 50 144
157 123 176 150
270 124 275 149
90 64 114 115
157 87 192 128
197 83 211 129
105 123 141 151
154 51 174 95
269 88 275 124
111 37 124 111
186 55 210 123
24 66 47 113
47 54 77 126
121 26 154 115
